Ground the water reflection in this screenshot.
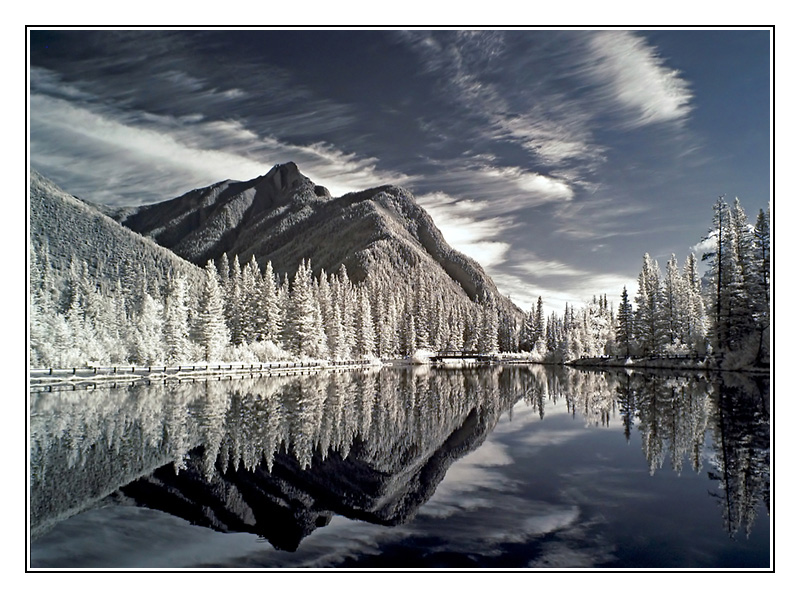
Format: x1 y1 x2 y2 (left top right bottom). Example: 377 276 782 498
515 366 770 538
29 365 770 553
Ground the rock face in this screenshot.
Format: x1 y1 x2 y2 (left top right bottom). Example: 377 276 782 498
113 162 518 314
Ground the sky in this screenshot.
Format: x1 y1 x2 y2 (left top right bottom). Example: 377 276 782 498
27 28 772 315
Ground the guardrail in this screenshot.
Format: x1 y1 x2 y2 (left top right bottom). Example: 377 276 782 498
573 354 708 361
29 359 378 392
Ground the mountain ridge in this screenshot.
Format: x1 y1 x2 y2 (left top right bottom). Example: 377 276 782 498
29 169 203 290
110 162 519 317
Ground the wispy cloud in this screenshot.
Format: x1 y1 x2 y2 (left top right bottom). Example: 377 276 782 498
400 30 693 184
585 31 693 127
552 195 652 241
490 251 638 313
30 69 409 204
417 192 515 269
479 165 574 202
398 31 605 178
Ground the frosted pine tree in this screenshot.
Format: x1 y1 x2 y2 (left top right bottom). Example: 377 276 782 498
533 296 546 353
478 296 499 354
729 198 759 347
164 272 190 363
752 208 770 363
195 260 229 362
616 286 634 356
336 265 356 358
286 260 326 358
660 254 686 351
430 294 447 351
520 303 537 352
634 254 661 355
383 293 400 357
316 269 334 356
413 268 431 350
682 253 707 352
132 291 165 365
702 198 742 354
240 256 259 343
753 208 770 311
400 299 417 356
355 287 376 358
462 303 480 352
328 303 347 360
227 255 244 345
217 253 230 295
259 261 281 344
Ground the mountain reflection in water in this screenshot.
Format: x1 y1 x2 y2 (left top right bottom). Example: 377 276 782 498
29 365 771 567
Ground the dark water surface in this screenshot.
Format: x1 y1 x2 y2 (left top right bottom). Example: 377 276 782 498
28 365 771 569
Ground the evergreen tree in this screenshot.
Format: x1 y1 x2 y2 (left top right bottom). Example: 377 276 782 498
616 286 634 356
413 268 431 350
520 302 537 352
378 292 400 357
286 260 326 358
217 252 230 293
164 272 190 363
478 296 499 354
703 198 742 354
448 303 465 351
259 261 281 344
660 254 685 351
355 287 376 358
401 299 417 356
682 253 707 352
132 291 165 365
240 256 259 343
336 265 357 358
752 208 771 363
729 198 759 345
634 253 661 354
195 260 229 362
753 208 770 310
534 296 545 351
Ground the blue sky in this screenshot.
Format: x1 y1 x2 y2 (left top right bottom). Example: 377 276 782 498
28 28 772 315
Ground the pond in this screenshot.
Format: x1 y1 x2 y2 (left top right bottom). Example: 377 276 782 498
28 364 771 569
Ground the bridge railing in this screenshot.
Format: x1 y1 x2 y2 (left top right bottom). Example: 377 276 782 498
30 359 376 379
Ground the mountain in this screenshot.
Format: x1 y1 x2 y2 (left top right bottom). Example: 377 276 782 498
112 162 519 316
30 170 203 291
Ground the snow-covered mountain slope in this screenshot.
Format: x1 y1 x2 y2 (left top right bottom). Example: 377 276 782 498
114 162 520 317
30 170 203 289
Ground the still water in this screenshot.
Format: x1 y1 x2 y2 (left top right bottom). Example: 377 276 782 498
29 365 771 569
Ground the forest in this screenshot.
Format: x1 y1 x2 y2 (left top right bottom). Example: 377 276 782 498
28 196 770 370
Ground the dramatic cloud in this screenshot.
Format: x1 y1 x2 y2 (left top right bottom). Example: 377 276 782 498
30 68 410 204
29 29 769 314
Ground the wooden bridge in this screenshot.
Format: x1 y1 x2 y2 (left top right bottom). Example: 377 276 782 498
429 350 495 363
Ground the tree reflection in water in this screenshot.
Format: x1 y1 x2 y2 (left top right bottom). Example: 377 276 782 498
30 365 770 550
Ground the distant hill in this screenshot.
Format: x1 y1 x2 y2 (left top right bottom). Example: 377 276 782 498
30 170 203 292
112 162 520 317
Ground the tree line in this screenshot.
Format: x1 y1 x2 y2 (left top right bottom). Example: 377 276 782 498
514 197 770 368
29 242 520 367
29 197 769 369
